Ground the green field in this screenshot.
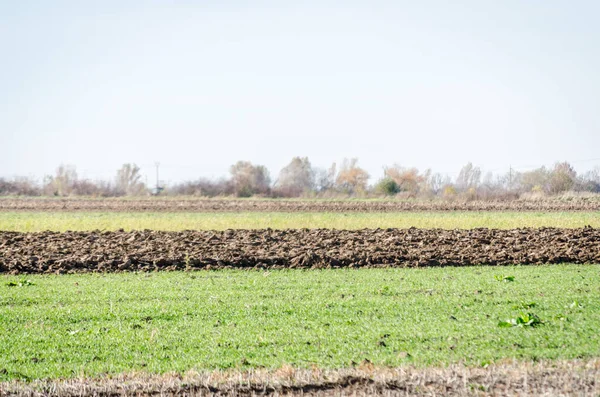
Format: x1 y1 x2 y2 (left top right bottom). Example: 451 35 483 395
1 211 599 232
1 265 599 381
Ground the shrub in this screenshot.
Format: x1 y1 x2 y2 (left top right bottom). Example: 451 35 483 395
442 185 457 199
374 177 400 196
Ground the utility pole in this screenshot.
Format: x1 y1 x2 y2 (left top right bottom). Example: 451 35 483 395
509 165 513 190
155 162 160 195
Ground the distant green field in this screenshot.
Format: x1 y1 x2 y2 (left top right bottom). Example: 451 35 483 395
0 211 599 232
1 265 598 381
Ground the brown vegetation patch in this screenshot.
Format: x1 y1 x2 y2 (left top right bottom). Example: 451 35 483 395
1 227 599 274
1 197 600 212
2 359 599 396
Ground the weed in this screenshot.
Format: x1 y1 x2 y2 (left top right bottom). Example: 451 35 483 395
567 301 583 309
512 301 536 310
498 313 544 328
376 286 395 296
5 279 35 287
184 253 191 271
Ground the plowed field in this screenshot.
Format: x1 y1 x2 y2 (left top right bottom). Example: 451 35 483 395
2 198 600 212
2 227 599 274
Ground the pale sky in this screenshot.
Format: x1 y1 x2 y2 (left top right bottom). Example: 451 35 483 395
1 1 599 185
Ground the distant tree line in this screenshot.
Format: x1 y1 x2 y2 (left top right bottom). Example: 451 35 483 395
1 159 599 199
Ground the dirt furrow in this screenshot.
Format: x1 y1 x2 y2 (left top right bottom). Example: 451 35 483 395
2 198 600 212
1 227 599 274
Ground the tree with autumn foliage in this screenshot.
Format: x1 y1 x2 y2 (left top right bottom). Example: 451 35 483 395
335 158 369 194
384 165 428 197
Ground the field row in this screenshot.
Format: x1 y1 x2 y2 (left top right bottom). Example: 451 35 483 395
1 211 600 232
2 227 599 274
2 197 600 212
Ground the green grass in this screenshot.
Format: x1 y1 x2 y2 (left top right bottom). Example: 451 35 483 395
1 265 599 381
1 211 599 231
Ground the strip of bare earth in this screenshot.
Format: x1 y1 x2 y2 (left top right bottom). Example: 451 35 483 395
2 198 600 212
2 360 599 396
1 227 600 274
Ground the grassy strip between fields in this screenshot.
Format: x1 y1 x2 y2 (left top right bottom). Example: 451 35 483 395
0 265 599 381
1 211 599 231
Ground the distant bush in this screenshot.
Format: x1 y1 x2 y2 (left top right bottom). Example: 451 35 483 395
0 177 41 196
465 187 478 201
374 177 400 196
168 178 233 197
442 185 457 199
71 179 104 196
531 185 544 194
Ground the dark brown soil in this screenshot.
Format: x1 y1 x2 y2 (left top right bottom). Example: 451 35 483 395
1 198 600 212
1 227 599 274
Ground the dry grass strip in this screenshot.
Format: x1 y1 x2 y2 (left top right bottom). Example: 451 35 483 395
1 359 599 396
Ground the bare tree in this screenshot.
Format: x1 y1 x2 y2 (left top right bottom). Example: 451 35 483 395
44 164 78 196
230 161 271 197
576 167 600 192
314 163 337 193
477 172 518 200
456 162 481 192
427 172 446 195
274 157 315 197
335 158 369 194
116 163 146 196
